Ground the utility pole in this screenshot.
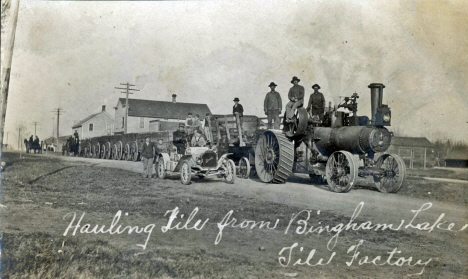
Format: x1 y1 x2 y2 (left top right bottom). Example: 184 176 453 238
32 121 40 136
1 0 21 157
115 83 139 134
18 127 21 150
51 108 64 148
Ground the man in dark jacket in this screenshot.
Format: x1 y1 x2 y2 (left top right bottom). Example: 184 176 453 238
140 136 158 178
285 76 305 122
307 84 326 119
173 124 187 154
264 82 282 129
217 133 229 156
233 97 244 128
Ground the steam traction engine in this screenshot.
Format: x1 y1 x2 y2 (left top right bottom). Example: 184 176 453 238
254 83 406 193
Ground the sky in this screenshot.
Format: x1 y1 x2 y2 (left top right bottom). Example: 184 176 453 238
3 0 468 147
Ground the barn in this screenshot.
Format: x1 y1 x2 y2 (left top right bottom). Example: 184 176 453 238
386 136 436 169
444 149 468 168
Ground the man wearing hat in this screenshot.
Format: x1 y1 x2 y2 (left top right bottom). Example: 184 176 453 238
173 123 188 154
285 76 305 122
307 84 326 120
264 82 283 129
140 136 158 178
233 97 244 128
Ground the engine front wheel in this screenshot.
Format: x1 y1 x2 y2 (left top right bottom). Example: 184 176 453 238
373 153 406 193
325 151 358 193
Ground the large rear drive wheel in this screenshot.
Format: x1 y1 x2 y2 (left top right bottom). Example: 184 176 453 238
238 157 251 179
373 153 406 193
180 162 192 185
255 130 294 183
325 151 358 193
224 159 236 184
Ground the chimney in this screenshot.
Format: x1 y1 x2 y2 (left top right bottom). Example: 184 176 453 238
102 105 106 112
368 83 385 124
172 94 177 103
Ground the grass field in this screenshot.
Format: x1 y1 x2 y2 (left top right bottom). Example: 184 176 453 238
1 152 467 278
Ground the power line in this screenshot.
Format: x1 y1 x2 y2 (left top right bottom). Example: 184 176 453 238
51 108 65 147
32 121 40 137
115 83 139 134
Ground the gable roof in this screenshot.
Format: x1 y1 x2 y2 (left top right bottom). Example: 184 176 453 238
72 113 99 129
391 136 433 148
72 111 113 129
117 98 211 120
444 149 468 160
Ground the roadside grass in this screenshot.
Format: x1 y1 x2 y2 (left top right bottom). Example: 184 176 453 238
1 152 467 278
407 168 468 181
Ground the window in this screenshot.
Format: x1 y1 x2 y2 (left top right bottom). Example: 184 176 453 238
121 117 125 128
140 117 145 128
89 123 93 131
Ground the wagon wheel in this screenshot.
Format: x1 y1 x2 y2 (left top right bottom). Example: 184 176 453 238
116 141 123 160
238 157 251 179
157 157 166 179
254 130 294 183
100 144 106 159
125 144 131 161
325 151 358 193
112 144 118 160
223 159 236 184
95 144 100 158
283 107 308 139
105 143 112 159
373 153 406 193
132 142 139 162
180 162 192 185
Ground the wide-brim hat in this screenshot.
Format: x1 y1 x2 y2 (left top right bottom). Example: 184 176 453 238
312 84 321 89
268 82 277 87
233 97 240 102
291 76 300 83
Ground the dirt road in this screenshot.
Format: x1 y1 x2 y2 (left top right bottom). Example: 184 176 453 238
51 154 468 232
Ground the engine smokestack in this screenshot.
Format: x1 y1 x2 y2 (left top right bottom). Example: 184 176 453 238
172 94 177 103
368 83 385 124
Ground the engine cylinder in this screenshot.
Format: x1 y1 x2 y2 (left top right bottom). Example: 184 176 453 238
314 126 391 156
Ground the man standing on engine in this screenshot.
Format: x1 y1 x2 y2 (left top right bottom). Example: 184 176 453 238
233 97 244 128
264 82 282 129
307 84 326 119
285 76 305 122
141 136 158 178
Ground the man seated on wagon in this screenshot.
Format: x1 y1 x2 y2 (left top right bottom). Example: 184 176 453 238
191 129 206 147
173 123 188 154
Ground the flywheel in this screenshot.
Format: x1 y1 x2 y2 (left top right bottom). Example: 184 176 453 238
255 130 294 183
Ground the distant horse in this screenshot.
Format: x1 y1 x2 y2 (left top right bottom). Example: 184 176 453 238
24 139 42 154
62 137 79 156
